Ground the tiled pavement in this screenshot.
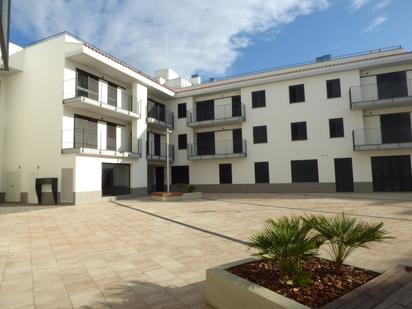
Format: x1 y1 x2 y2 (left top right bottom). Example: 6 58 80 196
1 193 412 308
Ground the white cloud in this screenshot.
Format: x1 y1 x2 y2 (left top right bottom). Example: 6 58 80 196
11 0 328 76
350 0 372 11
363 15 388 32
350 0 392 11
373 0 392 10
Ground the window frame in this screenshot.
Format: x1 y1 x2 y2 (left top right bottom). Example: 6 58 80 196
291 121 307 141
178 134 187 150
289 84 305 103
253 125 268 144
177 103 187 119
251 90 266 108
219 164 232 184
254 161 270 183
326 79 341 99
329 118 344 138
291 160 319 183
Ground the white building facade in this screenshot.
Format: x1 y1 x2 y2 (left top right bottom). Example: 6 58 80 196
0 33 411 205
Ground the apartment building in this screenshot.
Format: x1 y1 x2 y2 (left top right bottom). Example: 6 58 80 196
0 32 411 205
163 47 412 194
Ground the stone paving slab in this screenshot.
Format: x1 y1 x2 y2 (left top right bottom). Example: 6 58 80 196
0 193 412 308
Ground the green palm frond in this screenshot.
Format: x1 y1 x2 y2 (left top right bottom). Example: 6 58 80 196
248 216 324 275
303 213 392 270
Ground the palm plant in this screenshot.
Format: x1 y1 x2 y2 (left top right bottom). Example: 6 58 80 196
304 213 391 271
248 216 324 276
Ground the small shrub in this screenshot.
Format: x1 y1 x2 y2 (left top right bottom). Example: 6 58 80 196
172 183 195 193
304 213 392 271
248 216 324 279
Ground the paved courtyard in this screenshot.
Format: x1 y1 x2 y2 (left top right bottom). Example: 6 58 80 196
1 193 412 309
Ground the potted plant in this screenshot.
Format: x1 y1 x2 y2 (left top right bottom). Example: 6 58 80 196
206 214 391 309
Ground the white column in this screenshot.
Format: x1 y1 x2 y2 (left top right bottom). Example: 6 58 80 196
131 82 148 192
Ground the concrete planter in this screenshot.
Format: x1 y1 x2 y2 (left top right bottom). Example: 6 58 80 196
151 191 202 201
206 258 310 309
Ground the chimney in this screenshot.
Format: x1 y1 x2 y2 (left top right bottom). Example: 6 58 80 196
191 74 201 85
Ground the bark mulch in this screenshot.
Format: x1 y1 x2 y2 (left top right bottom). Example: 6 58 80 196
227 257 379 308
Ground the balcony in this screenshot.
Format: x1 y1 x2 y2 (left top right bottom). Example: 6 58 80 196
187 103 246 128
188 139 247 160
63 78 141 120
146 103 174 131
61 128 142 158
350 80 412 110
146 142 174 161
353 127 412 151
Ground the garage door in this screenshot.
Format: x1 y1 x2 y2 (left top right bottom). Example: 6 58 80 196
371 156 412 191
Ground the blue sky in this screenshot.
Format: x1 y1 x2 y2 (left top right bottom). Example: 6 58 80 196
229 0 411 76
10 0 410 79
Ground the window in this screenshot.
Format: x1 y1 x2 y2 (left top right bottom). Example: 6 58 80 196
178 103 186 118
377 71 407 99
326 79 341 98
255 162 269 183
196 132 215 155
289 84 305 103
253 126 267 144
74 115 98 149
291 122 307 141
178 134 187 150
252 90 266 108
196 100 214 121
102 163 130 196
219 164 232 184
171 166 189 184
291 160 319 183
329 118 344 138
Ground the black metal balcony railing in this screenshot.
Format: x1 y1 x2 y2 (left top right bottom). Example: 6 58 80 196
353 127 412 149
61 128 142 156
188 139 247 159
63 78 141 115
187 103 246 124
146 105 174 129
350 80 412 108
146 141 174 161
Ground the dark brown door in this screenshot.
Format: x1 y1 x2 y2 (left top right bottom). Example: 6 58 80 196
380 113 411 144
196 132 215 155
232 129 243 154
377 71 408 99
155 167 165 192
196 100 214 121
106 123 117 151
371 156 412 191
334 158 354 192
232 96 241 117
154 134 161 156
107 82 118 107
74 115 98 149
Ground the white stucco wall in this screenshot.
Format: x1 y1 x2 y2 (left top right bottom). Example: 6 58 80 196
168 68 412 187
2 35 78 203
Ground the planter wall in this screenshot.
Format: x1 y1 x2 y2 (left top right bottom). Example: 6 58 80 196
206 258 309 309
151 192 202 202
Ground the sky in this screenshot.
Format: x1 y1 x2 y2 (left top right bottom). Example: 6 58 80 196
10 0 411 80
